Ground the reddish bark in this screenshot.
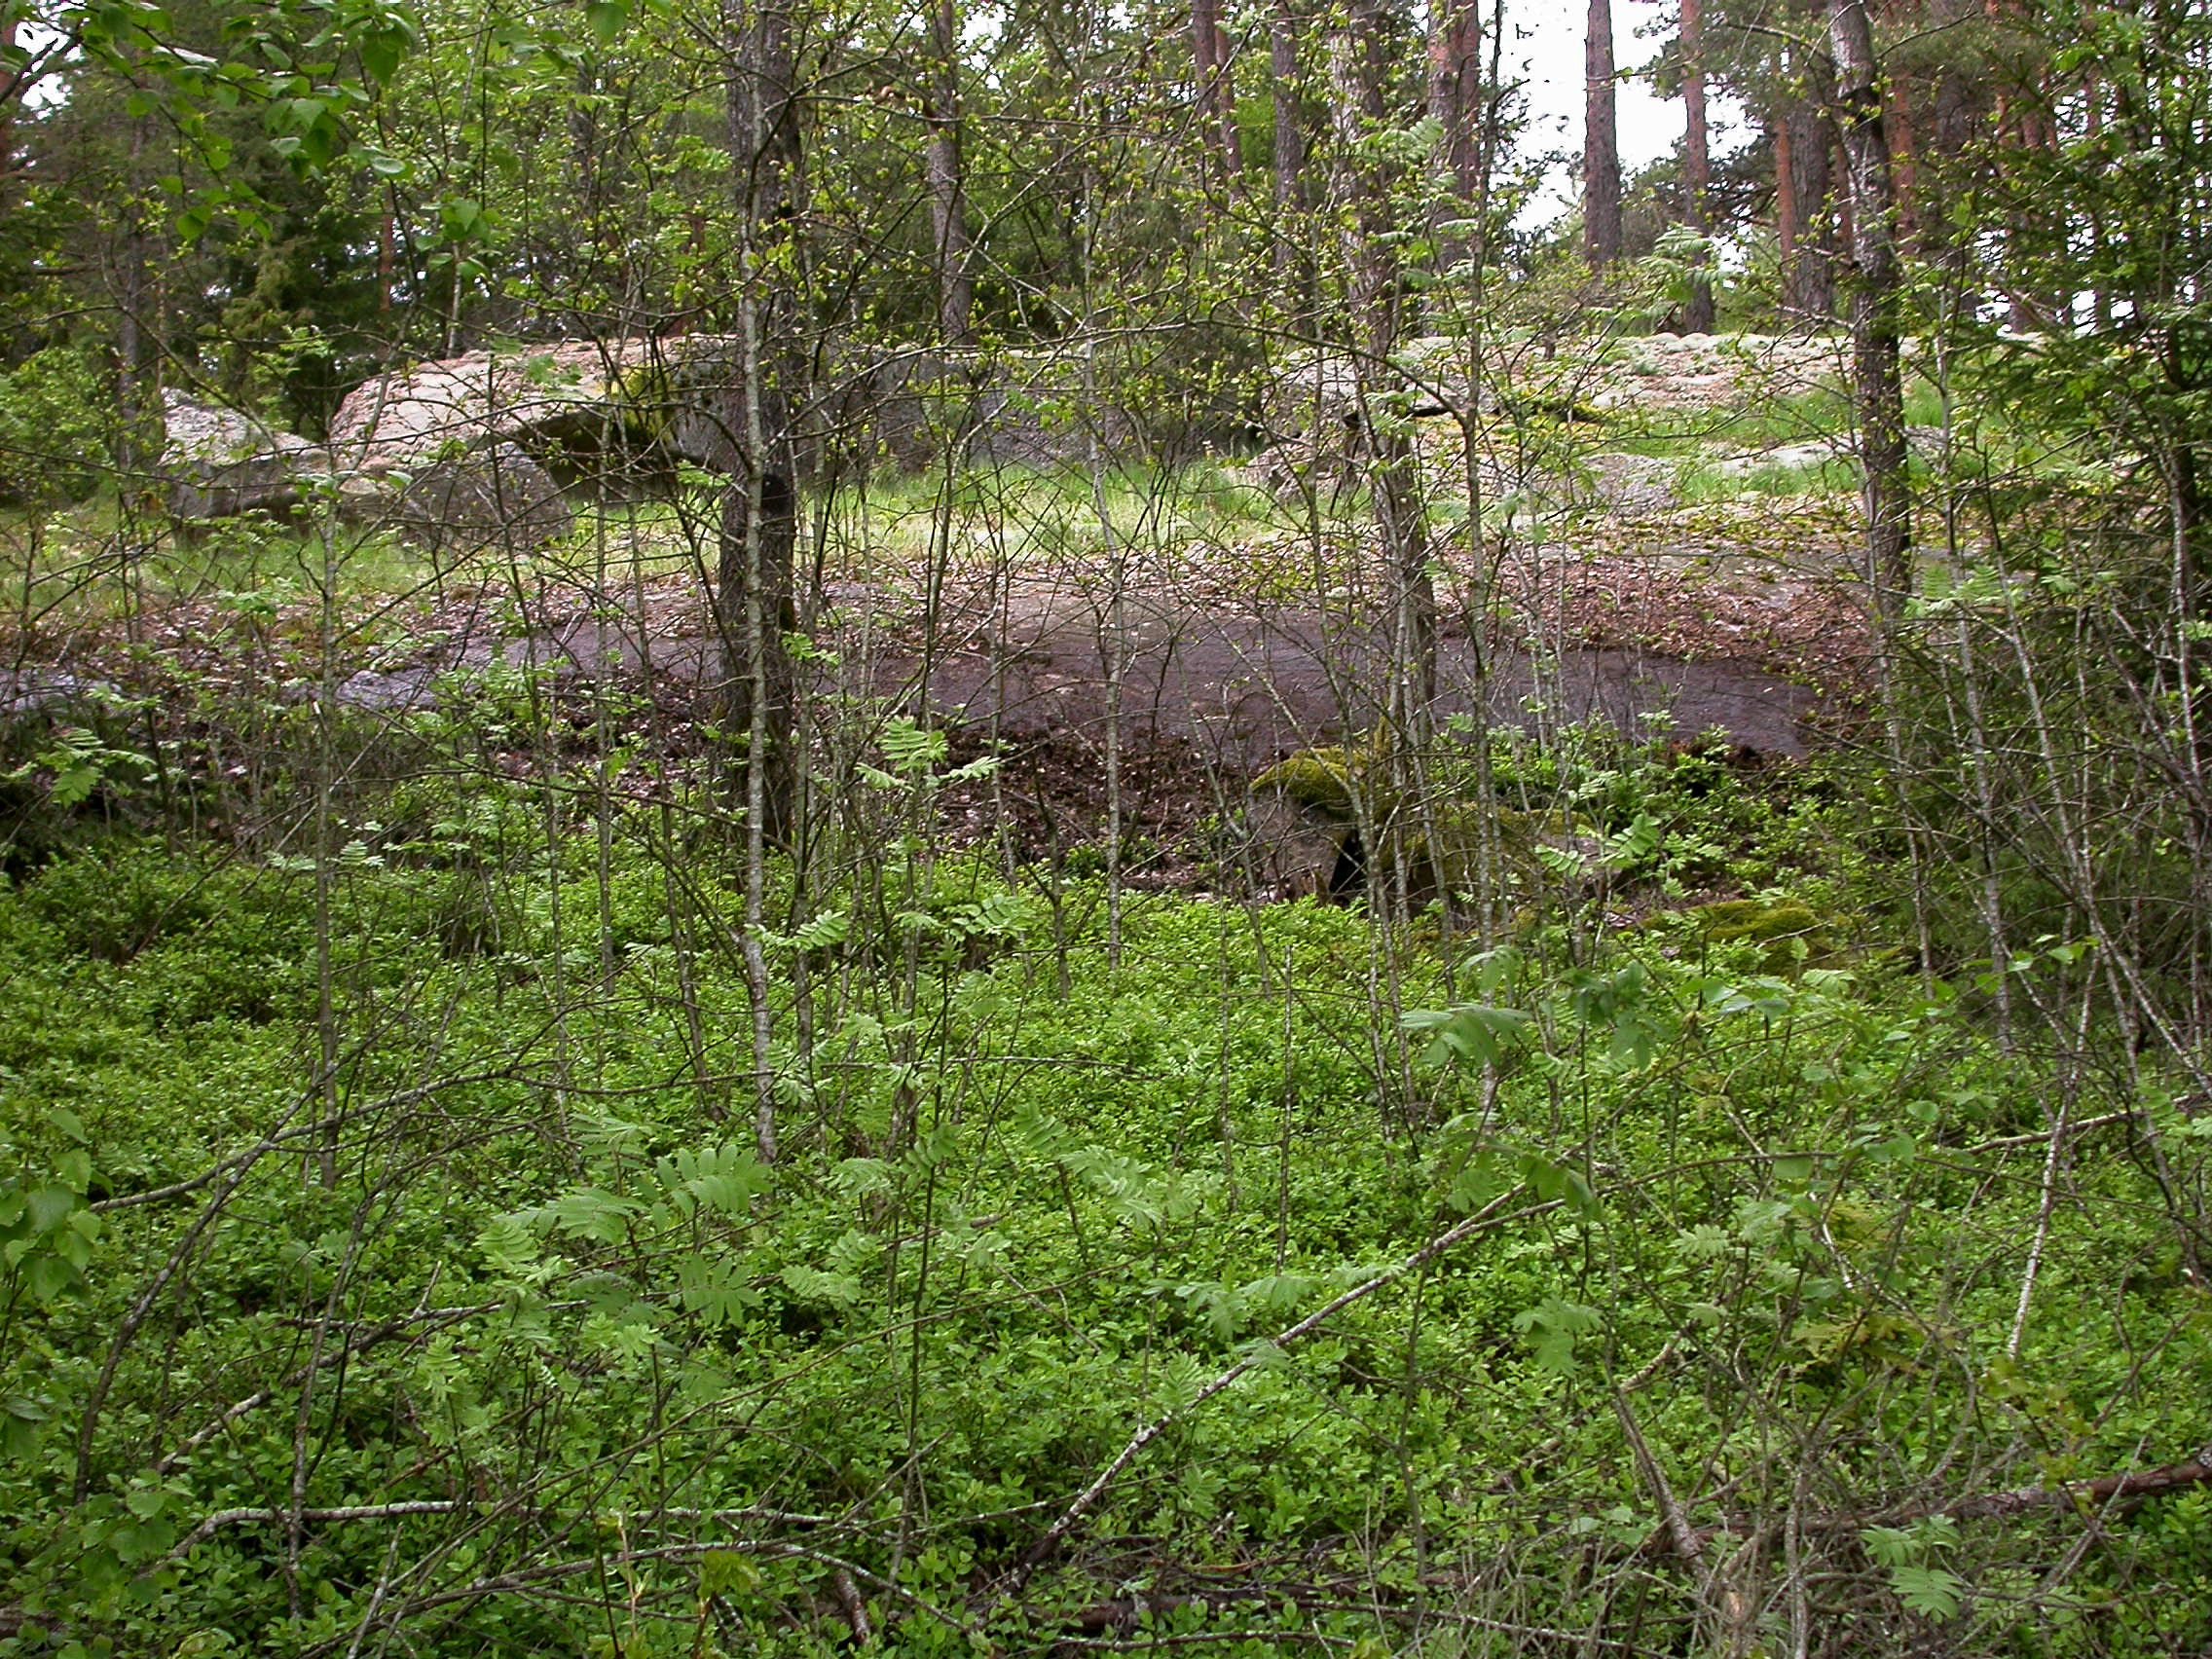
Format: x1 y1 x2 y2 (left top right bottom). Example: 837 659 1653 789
1193 0 1240 191
1678 0 1714 330
1426 0 1484 202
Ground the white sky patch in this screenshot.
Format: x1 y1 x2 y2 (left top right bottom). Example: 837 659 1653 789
1508 1 1750 231
11 18 74 112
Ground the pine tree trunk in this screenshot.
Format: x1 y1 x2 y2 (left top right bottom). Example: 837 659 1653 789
1272 0 1302 210
1888 81 1919 249
1678 0 1715 331
1193 0 1241 191
1426 0 1483 202
1783 91 1835 318
1583 0 1620 266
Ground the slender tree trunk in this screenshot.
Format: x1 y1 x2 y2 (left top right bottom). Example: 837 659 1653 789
1271 0 1307 290
719 0 805 1165
113 96 160 492
1774 107 1798 297
1583 0 1621 266
924 0 975 343
1834 129 1855 249
1678 0 1715 330
1215 17 1242 186
377 212 394 316
2085 74 2109 328
1331 0 1435 720
1828 0 1911 608
0 16 18 225
719 0 803 833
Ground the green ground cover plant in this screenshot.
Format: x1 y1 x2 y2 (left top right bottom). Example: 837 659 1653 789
0 729 2203 1656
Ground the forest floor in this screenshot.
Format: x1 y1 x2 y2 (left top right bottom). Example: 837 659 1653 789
3 469 1874 894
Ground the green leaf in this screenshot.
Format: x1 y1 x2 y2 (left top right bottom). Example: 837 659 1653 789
876 716 948 778
357 21 413 83
25 1186 78 1235
1403 1003 1531 1069
830 1157 894 1198
659 1144 771 1217
23 1253 79 1306
584 0 629 45
699 1549 758 1598
1891 1565 1965 1619
1513 1299 1602 1376
676 1257 758 1326
543 1187 644 1243
1445 1149 1506 1213
779 1264 861 1308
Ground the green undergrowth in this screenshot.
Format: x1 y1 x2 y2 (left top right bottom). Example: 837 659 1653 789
0 788 2205 1656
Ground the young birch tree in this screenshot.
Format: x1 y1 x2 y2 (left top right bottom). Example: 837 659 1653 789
719 0 806 1160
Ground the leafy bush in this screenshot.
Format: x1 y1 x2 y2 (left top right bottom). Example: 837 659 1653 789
0 347 115 506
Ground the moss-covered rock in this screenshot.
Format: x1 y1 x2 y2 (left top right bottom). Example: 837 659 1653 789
1251 727 1400 823
1251 747 1363 821
1251 735 1601 903
1683 898 1840 972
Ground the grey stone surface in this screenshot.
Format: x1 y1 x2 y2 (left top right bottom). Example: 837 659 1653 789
0 670 121 719
1581 452 1677 514
160 393 332 520
387 443 572 553
328 337 741 480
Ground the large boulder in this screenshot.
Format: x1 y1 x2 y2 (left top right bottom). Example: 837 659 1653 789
327 336 741 484
160 393 333 520
387 442 574 555
1251 735 1604 904
316 336 790 549
161 393 572 553
1262 338 1473 445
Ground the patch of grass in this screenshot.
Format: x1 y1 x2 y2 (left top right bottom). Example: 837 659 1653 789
1674 454 1860 501
823 456 1305 576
